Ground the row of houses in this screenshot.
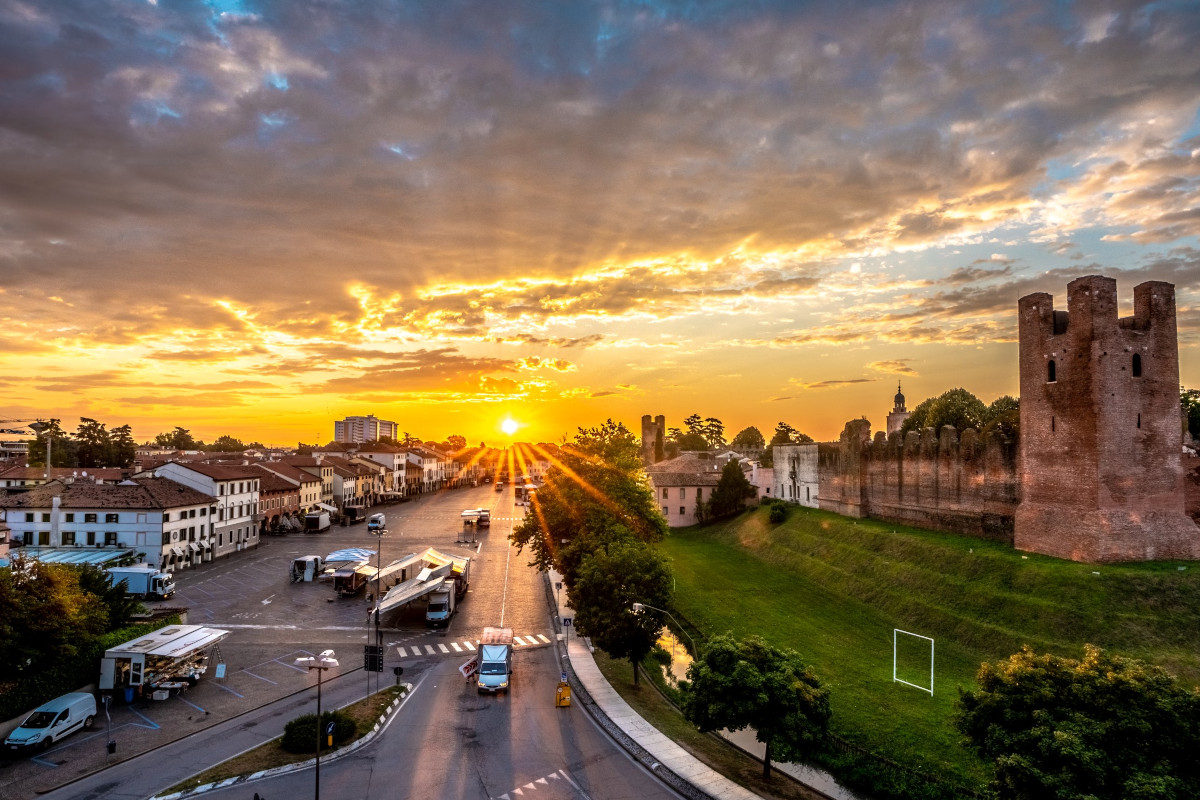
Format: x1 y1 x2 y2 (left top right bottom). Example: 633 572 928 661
0 440 514 571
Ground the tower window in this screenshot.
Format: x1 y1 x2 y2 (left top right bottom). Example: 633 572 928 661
1137 413 1141 429
1051 416 1056 433
1132 354 1142 377
1047 360 1056 383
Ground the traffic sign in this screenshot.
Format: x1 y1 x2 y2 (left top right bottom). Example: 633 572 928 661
325 721 336 735
563 617 572 626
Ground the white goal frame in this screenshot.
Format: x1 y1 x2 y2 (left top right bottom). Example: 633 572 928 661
893 629 934 696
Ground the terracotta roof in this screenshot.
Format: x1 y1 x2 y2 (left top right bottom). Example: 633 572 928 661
158 461 263 480
0 466 128 482
0 477 213 510
254 462 320 484
255 471 297 494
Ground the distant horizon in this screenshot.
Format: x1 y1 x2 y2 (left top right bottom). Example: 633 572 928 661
3 2 1197 446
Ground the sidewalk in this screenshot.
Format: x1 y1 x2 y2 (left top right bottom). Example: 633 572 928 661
548 570 856 800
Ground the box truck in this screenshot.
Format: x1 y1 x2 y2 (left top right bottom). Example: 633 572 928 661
108 564 175 600
477 627 514 694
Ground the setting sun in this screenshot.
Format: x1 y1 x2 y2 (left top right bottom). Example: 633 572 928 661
501 418 519 436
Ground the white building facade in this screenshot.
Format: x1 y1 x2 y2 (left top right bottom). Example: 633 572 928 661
150 462 262 560
772 443 819 507
334 415 398 444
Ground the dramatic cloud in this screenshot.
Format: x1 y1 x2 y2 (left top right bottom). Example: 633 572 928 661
1 0 1198 442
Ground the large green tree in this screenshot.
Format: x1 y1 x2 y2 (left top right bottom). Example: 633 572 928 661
707 459 754 519
154 426 200 450
901 388 987 435
684 633 831 779
109 424 137 467
205 434 246 452
74 417 112 468
730 426 765 452
956 645 1200 800
26 418 77 467
572 541 672 685
510 420 667 590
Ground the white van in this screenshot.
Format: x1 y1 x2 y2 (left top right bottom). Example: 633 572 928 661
5 692 97 753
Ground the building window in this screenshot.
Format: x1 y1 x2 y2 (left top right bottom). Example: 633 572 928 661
105 531 117 545
200 507 207 516
162 531 171 545
662 488 669 499
62 531 75 546
1047 359 1056 382
806 487 811 501
680 488 686 499
87 531 96 546
1132 353 1142 377
24 512 33 522
1137 413 1141 429
662 506 669 517
38 531 49 546
84 513 97 523
41 512 49 523
65 513 75 522
106 513 119 523
679 507 685 515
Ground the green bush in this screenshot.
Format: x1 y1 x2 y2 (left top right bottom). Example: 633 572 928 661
768 503 787 523
281 710 357 754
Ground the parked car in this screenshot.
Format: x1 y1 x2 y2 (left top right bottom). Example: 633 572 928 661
4 693 97 754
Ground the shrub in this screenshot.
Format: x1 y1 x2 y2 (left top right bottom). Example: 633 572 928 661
649 644 672 666
768 503 787 524
281 710 357 754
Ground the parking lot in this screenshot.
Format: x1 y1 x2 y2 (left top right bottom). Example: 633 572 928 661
0 484 552 800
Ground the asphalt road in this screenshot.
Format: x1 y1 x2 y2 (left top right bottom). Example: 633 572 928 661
6 484 683 800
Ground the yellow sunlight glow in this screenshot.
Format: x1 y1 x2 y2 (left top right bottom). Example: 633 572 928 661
501 418 519 436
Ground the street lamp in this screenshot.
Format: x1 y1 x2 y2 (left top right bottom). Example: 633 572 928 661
295 649 339 800
631 602 700 657
27 421 51 480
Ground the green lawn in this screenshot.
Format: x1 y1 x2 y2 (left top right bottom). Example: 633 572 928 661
660 504 1200 790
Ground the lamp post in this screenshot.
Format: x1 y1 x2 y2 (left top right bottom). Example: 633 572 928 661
295 650 339 800
631 602 700 657
27 421 51 480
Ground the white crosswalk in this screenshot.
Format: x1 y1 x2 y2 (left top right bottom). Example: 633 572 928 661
394 633 551 659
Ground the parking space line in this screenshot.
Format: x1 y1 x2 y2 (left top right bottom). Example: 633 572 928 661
211 682 244 698
241 670 278 685
274 658 308 672
129 707 161 729
176 696 206 713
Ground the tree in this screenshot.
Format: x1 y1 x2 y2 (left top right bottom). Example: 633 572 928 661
74 417 111 468
205 435 245 452
699 417 726 449
684 633 831 779
26 418 77 468
154 426 199 450
901 388 987 435
109 424 137 468
572 541 672 685
76 566 141 630
446 434 467 451
730 426 765 453
983 396 1020 442
510 422 667 591
955 645 1200 800
1182 388 1200 440
707 459 754 519
400 432 420 447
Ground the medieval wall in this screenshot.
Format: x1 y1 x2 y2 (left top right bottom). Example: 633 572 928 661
819 420 1018 542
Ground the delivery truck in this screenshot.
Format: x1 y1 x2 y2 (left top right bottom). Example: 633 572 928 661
425 583 457 627
304 511 331 532
477 626 514 694
107 564 175 600
367 512 386 534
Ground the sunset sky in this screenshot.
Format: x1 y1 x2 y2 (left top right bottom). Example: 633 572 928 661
2 0 1199 448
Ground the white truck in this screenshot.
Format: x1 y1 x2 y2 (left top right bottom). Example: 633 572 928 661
304 511 331 532
425 584 457 627
476 626 514 694
367 512 386 534
290 555 324 582
107 565 175 600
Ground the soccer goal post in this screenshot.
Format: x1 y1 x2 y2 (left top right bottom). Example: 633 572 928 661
893 628 934 696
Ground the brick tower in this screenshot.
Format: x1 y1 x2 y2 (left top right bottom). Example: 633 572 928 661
1015 276 1200 562
641 414 665 464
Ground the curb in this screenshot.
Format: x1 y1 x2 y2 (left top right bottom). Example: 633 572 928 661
542 573 716 800
151 682 416 800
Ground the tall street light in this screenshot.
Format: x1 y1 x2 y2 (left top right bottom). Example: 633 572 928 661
631 602 700 657
27 421 51 480
295 649 339 800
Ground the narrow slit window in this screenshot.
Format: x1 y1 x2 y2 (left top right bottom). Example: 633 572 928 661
1137 413 1141 429
1132 354 1142 377
1051 416 1056 432
1047 360 1056 382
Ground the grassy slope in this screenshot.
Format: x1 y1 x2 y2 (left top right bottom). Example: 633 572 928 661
660 504 1200 787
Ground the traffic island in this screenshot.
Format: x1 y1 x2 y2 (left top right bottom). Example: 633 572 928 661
154 683 412 799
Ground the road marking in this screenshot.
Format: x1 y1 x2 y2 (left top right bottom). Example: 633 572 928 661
451 642 462 652
536 634 550 643
463 641 476 651
395 647 408 657
211 681 244 698
261 594 275 605
424 645 436 655
437 644 449 653
241 670 278 685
